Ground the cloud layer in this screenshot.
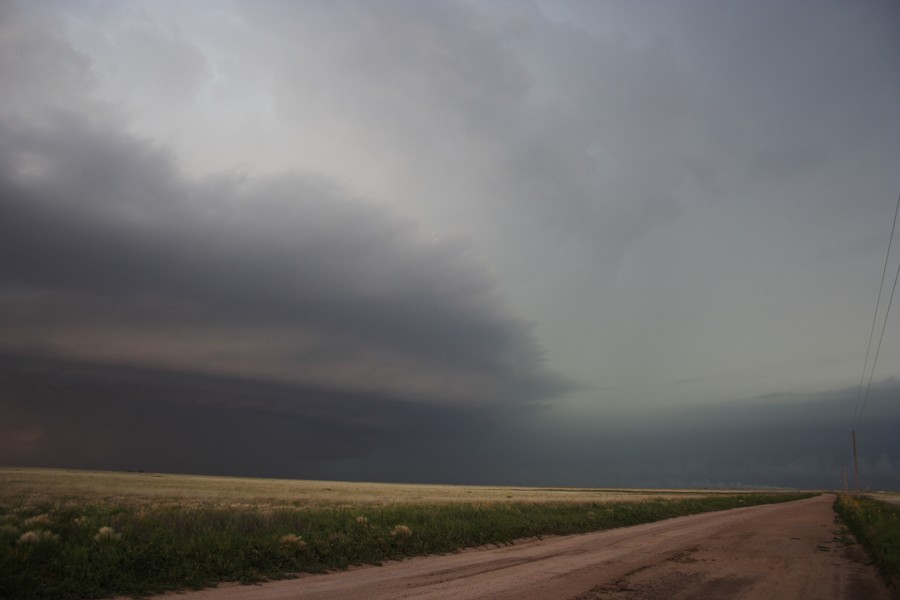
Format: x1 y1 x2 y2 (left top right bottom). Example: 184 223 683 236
0 110 573 407
2 0 899 488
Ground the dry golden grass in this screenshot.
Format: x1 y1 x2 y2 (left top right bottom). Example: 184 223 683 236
0 466 743 509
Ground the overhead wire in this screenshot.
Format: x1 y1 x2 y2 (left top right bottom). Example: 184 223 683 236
848 193 900 492
856 219 900 432
852 193 900 429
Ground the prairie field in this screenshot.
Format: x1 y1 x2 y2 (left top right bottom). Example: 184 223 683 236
0 467 814 600
0 466 732 508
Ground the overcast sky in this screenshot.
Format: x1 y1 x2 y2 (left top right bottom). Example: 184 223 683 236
2 0 899 490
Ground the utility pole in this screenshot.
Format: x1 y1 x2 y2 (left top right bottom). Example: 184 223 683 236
851 430 862 496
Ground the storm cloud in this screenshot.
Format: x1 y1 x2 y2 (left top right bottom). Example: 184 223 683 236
0 106 576 477
2 0 899 489
0 110 572 404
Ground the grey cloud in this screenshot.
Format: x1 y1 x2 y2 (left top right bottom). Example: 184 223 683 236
0 111 572 407
273 380 900 490
481 382 900 490
241 1 695 273
6 353 895 489
92 17 210 105
669 0 899 199
0 3 94 118
3 0 898 489
0 1 574 480
0 354 491 473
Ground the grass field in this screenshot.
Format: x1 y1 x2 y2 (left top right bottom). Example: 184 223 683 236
0 467 732 507
1 467 815 600
834 494 900 588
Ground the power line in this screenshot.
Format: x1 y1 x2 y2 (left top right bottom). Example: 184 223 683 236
853 192 900 430
856 228 900 431
850 192 900 494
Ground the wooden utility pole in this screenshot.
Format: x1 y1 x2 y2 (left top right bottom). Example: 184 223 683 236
851 430 862 496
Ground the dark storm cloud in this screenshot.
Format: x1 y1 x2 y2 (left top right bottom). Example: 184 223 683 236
9 350 892 489
0 109 576 472
0 354 495 475
0 112 572 409
0 1 574 477
317 380 900 490
599 381 900 490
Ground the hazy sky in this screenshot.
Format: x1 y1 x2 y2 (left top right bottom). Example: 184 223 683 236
2 0 899 489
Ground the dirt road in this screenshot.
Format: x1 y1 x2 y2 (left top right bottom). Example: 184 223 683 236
166 494 894 600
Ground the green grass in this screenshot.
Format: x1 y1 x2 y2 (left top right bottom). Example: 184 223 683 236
0 489 815 600
834 495 900 587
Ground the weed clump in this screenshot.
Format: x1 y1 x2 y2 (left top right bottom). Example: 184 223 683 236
17 530 59 545
279 534 306 550
94 526 122 543
23 515 52 528
391 524 413 537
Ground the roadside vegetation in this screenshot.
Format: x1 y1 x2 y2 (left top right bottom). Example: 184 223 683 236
834 494 900 588
1 468 815 600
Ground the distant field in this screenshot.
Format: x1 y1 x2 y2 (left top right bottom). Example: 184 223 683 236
0 467 815 600
0 467 745 507
866 491 900 507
